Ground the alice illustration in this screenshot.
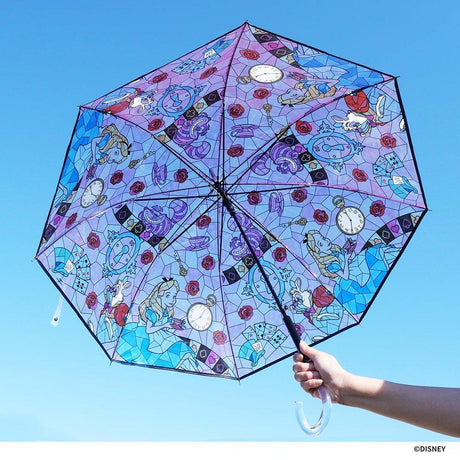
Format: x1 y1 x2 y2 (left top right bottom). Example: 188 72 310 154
87 124 131 178
304 230 399 315
116 278 199 371
54 114 130 208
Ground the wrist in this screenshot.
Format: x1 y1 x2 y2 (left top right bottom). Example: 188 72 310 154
338 373 385 408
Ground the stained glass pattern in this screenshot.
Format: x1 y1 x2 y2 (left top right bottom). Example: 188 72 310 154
37 23 426 380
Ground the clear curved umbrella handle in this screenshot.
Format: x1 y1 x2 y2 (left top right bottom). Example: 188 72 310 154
295 386 332 436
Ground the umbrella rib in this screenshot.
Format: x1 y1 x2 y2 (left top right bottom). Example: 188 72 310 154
226 182 427 211
79 106 216 188
222 78 395 191
230 198 361 322
109 196 221 364
218 22 248 182
82 22 246 108
215 200 241 380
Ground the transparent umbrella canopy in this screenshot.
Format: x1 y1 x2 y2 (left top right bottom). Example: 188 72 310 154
36 22 426 435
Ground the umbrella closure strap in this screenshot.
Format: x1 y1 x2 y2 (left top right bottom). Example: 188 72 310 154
215 181 302 352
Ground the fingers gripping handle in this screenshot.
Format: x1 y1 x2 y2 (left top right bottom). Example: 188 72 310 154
295 385 332 436
284 315 332 435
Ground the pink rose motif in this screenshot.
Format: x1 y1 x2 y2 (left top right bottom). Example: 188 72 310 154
129 181 145 195
110 170 123 185
369 200 386 217
238 305 254 321
240 49 260 60
247 191 261 205
196 215 211 229
273 247 287 262
186 280 199 296
213 330 227 345
352 168 368 182
291 188 308 203
140 250 153 265
201 255 215 271
66 213 77 228
148 118 164 131
295 120 312 135
87 232 100 249
253 88 270 99
313 209 329 224
227 144 244 158
380 134 396 149
151 72 168 84
174 168 188 183
85 292 98 309
228 104 245 118
200 67 217 79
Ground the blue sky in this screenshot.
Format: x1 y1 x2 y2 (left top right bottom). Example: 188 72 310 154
1 0 459 444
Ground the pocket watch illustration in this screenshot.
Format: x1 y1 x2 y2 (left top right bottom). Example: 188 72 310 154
81 179 107 208
103 231 140 277
237 64 284 84
305 122 363 172
187 298 214 331
150 84 205 118
333 196 365 235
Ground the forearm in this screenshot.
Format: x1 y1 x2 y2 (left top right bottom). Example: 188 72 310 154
341 374 460 437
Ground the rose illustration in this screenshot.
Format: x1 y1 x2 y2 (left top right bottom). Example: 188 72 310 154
352 168 368 182
240 49 260 60
313 209 329 224
85 292 98 309
151 72 168 84
114 303 129 327
312 285 334 308
238 305 254 321
87 232 100 249
200 67 217 79
110 170 124 185
129 181 145 195
253 88 270 99
196 215 211 229
370 200 386 217
213 330 227 345
247 191 261 205
141 250 154 265
228 104 245 118
174 168 188 183
380 134 396 149
66 213 77 228
291 188 308 203
295 120 312 135
201 255 215 271
227 144 244 158
273 247 287 262
186 280 200 296
148 118 164 131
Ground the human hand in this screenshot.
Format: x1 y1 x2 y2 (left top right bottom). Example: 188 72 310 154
293 341 352 404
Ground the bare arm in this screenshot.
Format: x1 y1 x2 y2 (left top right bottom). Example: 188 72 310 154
293 341 460 438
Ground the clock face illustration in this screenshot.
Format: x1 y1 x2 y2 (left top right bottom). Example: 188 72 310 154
155 85 196 117
103 232 140 277
187 303 213 331
81 179 105 208
249 64 284 83
333 196 365 235
305 123 363 171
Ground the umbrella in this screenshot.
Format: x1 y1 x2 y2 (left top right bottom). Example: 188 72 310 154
36 22 426 435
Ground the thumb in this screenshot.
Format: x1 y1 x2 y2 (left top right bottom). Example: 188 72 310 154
299 340 318 360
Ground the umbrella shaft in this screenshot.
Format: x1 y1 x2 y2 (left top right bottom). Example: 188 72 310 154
217 183 301 352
